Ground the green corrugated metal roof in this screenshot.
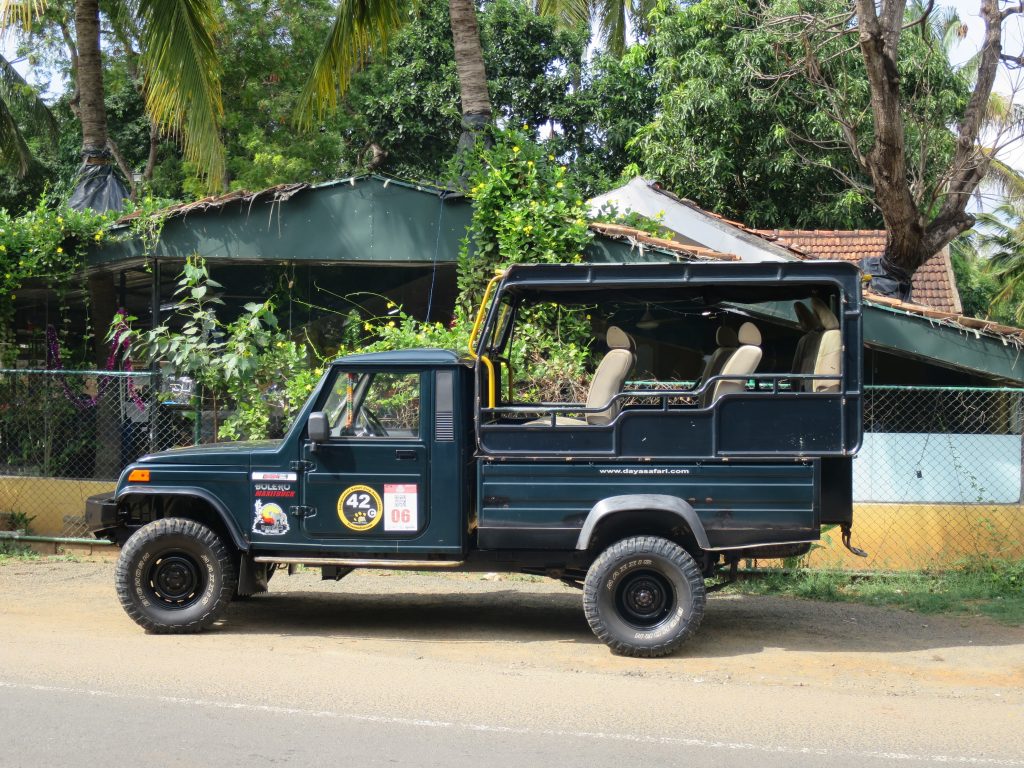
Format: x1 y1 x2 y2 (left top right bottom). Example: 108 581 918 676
89 175 472 268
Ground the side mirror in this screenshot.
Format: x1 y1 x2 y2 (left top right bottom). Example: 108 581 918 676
308 411 329 444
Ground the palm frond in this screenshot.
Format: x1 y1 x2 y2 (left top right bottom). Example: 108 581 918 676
595 0 628 58
535 0 589 32
0 0 47 32
294 0 407 129
137 0 225 190
980 154 1024 203
0 54 56 137
0 53 54 176
0 93 33 175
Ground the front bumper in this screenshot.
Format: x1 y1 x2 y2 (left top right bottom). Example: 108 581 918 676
85 492 118 540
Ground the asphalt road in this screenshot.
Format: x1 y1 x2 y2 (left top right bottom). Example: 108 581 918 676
1 560 1023 767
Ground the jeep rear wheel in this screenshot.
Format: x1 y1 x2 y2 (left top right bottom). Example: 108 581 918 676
115 518 237 633
583 536 706 657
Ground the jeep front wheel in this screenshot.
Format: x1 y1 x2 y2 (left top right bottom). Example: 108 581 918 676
115 518 237 633
583 536 706 657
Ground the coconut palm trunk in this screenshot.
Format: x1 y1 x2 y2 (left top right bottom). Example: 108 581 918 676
66 0 129 212
448 0 492 145
76 0 105 161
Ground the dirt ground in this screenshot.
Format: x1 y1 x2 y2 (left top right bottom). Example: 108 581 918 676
2 556 1023 764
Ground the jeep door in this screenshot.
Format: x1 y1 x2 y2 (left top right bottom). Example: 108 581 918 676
300 368 430 545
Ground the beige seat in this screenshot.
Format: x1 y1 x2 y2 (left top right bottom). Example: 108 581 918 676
700 326 738 386
527 326 636 426
810 299 841 392
703 322 762 407
791 302 821 375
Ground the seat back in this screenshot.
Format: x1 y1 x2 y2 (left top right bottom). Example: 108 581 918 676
705 322 762 406
791 302 822 376
585 326 635 425
701 326 738 385
811 299 841 392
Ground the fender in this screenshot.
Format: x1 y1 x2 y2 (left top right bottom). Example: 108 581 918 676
575 494 711 551
117 485 250 551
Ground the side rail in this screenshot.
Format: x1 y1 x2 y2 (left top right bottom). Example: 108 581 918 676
478 373 858 459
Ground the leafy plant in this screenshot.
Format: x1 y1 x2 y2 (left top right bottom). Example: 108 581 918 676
117 255 324 441
5 510 37 534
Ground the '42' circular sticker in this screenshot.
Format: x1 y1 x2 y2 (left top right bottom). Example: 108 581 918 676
337 485 383 531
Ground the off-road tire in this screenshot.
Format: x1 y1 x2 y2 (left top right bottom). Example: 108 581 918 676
115 518 237 633
583 535 706 658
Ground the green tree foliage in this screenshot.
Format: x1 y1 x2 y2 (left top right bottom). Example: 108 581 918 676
628 0 976 230
953 204 1024 325
120 255 322 440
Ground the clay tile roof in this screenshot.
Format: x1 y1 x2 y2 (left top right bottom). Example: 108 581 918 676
756 229 962 314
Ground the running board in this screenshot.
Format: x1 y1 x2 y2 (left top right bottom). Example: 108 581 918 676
254 556 464 569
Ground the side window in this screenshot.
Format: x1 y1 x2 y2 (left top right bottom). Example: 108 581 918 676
323 371 421 439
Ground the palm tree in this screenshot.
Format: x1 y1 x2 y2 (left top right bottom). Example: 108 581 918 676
0 53 57 177
536 0 655 58
973 202 1024 322
295 0 648 140
296 0 491 139
1 0 226 210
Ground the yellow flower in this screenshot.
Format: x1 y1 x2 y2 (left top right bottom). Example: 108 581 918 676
527 160 534 167
387 301 396 309
548 155 555 161
523 225 533 234
556 181 564 189
56 216 63 224
512 146 520 154
0 245 6 253
94 232 103 242
387 320 395 328
56 247 63 254
363 322 372 331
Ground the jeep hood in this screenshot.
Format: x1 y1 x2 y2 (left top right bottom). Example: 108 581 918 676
135 440 282 465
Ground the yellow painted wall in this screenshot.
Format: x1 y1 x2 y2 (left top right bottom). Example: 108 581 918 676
0 476 114 536
806 503 1024 570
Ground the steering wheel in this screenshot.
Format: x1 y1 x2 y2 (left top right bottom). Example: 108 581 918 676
341 407 389 437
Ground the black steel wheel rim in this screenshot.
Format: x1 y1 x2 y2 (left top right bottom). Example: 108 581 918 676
147 551 205 608
615 570 675 629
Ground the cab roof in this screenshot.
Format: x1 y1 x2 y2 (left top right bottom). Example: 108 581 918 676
332 348 471 367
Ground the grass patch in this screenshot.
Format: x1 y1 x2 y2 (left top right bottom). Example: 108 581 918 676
0 540 41 562
721 557 1024 626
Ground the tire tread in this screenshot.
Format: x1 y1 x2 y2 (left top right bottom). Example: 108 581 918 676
115 517 237 634
583 535 706 658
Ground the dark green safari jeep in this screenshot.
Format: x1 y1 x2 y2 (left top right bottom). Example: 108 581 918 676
88 260 865 657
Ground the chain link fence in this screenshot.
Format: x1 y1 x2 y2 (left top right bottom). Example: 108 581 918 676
0 370 198 538
1 371 1022 569
809 386 1024 570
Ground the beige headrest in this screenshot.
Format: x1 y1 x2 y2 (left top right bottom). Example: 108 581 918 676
794 302 820 332
715 326 738 347
606 326 634 351
737 322 761 346
811 297 839 331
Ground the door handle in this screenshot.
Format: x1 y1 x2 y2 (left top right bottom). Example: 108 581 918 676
395 449 417 460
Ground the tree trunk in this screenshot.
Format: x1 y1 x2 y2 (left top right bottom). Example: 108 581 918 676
144 121 159 181
75 0 107 161
448 0 492 149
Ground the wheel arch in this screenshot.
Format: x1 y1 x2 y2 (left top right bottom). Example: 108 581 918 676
576 495 710 554
117 487 249 552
